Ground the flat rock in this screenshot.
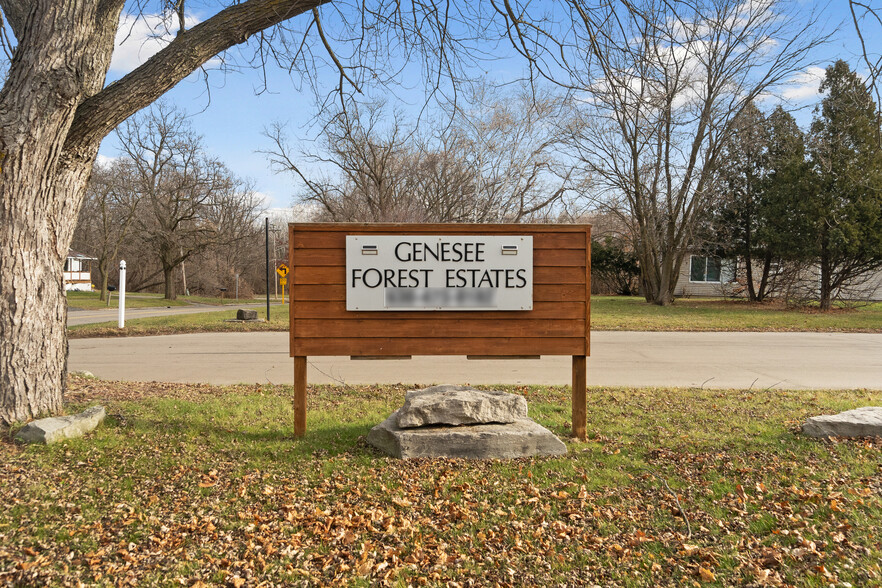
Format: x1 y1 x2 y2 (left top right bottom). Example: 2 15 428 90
15 406 106 445
802 406 882 438
397 385 528 428
236 309 258 321
367 410 567 459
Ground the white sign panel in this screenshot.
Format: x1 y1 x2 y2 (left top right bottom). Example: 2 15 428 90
346 235 533 311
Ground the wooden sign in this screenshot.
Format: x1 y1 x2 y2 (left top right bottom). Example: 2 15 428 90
289 223 591 439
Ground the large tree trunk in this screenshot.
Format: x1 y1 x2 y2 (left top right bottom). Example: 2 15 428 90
755 250 773 303
99 266 110 302
0 0 321 426
0 168 94 424
0 0 122 426
637 244 679 306
163 266 177 300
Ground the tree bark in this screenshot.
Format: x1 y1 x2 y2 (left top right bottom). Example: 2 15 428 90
0 1 122 425
745 216 758 301
756 250 773 303
0 0 322 425
163 265 177 300
99 270 109 302
820 236 832 311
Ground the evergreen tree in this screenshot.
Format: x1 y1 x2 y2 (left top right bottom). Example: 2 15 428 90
808 60 882 310
713 103 812 301
756 106 814 295
714 102 770 301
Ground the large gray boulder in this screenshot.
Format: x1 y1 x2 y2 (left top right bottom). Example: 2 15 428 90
368 410 567 459
802 406 882 438
15 406 106 445
396 385 528 428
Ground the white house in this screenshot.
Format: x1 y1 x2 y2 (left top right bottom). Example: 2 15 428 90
674 253 882 301
673 254 738 297
64 250 96 292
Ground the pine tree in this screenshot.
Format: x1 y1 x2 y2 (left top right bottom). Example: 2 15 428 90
714 102 770 300
808 60 882 310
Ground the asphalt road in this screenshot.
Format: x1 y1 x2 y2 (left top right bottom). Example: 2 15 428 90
68 331 882 390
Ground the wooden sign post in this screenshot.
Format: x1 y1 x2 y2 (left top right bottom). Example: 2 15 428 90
289 223 591 439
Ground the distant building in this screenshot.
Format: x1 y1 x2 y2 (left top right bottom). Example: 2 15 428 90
64 250 96 292
673 254 738 297
674 253 882 301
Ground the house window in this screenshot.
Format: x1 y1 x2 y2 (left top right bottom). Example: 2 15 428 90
690 255 733 283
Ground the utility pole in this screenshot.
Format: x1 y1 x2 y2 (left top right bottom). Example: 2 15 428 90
272 226 278 300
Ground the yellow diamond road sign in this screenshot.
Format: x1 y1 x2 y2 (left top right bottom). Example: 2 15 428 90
276 263 289 277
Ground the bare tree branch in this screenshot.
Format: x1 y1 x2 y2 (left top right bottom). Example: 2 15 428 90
0 1 28 40
65 0 329 158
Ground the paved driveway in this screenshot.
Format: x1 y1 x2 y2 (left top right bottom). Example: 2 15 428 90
68 331 882 389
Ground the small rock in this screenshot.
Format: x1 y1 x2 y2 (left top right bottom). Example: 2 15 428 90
16 406 106 445
236 309 258 321
802 406 882 438
397 385 528 428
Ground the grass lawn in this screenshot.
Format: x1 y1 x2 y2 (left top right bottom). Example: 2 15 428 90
68 296 882 338
68 305 289 338
66 291 266 310
592 296 882 332
1 377 880 586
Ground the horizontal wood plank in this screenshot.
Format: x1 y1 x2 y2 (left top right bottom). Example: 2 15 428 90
294 319 585 338
292 283 587 302
292 247 589 267
291 300 586 320
292 266 586 285
292 230 586 251
291 337 587 356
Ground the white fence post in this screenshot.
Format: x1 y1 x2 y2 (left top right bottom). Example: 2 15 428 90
118 260 127 329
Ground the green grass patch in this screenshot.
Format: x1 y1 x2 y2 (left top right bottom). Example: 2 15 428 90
66 290 267 310
591 296 882 332
2 378 881 586
68 304 289 338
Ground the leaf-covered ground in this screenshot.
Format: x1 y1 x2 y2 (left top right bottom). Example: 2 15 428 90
1 378 880 587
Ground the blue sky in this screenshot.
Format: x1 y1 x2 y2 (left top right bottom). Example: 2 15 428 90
97 2 881 213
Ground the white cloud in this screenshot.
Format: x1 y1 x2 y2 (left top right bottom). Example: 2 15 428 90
109 13 180 74
780 66 825 101
95 154 117 167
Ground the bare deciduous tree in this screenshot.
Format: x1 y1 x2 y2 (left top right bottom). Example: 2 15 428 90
118 103 261 300
501 0 828 304
0 0 491 427
0 0 827 424
71 159 141 301
267 86 578 223
850 0 882 146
